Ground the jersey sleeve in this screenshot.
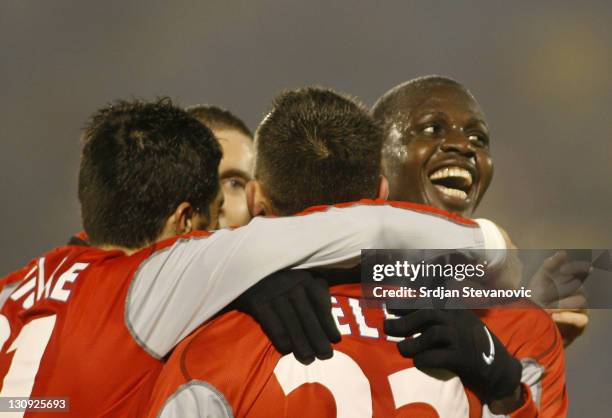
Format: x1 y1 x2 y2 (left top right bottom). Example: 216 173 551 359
126 203 507 358
484 309 568 418
524 323 567 417
154 381 232 418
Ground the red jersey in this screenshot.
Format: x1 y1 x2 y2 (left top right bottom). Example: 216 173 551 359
0 243 163 417
147 284 484 418
480 306 568 417
147 285 565 418
0 201 508 417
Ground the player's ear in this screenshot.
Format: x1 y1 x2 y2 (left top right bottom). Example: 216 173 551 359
377 175 389 200
247 180 272 217
157 202 194 242
172 202 195 234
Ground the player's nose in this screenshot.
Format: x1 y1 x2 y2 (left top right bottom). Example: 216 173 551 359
439 132 475 157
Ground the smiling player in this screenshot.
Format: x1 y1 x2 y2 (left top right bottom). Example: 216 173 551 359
373 76 570 416
373 76 492 217
372 76 588 346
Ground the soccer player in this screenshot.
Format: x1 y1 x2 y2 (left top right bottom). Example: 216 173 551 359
0 98 510 417
146 88 541 418
372 76 569 416
371 75 588 348
187 105 255 228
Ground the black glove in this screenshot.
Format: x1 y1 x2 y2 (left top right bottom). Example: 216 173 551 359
384 309 522 402
235 269 341 365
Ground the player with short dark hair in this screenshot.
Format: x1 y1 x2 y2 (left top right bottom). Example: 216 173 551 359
251 87 385 215
372 75 492 218
187 104 255 228
145 87 532 418
373 76 570 416
79 98 223 248
187 104 252 138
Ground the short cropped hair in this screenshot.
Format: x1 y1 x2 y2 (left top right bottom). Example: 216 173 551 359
372 75 476 131
255 87 383 215
78 98 222 249
186 104 252 138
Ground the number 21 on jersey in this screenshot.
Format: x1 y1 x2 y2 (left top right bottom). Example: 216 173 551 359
0 315 56 417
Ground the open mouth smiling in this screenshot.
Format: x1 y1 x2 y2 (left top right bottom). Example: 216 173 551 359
426 157 478 208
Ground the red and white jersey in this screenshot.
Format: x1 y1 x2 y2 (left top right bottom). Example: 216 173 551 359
0 244 166 417
0 200 506 417
147 284 483 418
147 286 565 418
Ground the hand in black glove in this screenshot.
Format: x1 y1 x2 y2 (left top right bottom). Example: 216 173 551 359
235 269 341 365
384 309 522 403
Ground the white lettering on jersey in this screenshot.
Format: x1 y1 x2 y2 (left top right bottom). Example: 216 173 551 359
49 263 89 302
383 304 403 342
348 298 379 339
330 297 402 341
331 296 352 336
9 258 89 307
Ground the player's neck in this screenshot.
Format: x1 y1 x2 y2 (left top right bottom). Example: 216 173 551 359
95 227 179 255
96 244 141 256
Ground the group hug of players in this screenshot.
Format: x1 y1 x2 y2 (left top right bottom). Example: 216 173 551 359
0 75 590 417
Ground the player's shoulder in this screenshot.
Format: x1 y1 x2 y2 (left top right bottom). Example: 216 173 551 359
0 244 128 313
181 310 267 359
295 199 478 226
175 310 277 382
150 313 259 418
0 244 106 286
148 230 213 251
123 230 215 289
483 302 555 328
128 230 214 265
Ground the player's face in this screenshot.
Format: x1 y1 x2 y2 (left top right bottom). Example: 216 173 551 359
215 129 254 228
383 85 493 216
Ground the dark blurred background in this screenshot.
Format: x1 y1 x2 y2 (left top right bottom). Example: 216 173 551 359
1 1 610 415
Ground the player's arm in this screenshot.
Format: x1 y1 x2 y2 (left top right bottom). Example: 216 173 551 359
483 313 567 418
514 313 568 418
384 309 525 412
486 383 541 418
127 203 508 358
385 307 567 417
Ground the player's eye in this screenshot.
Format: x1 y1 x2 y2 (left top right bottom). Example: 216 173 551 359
222 177 247 191
468 133 489 148
422 124 442 136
